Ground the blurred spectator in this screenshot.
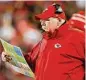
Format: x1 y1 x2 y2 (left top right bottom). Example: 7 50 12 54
0 1 85 80
11 2 42 53
68 11 85 31
0 5 15 42
76 0 85 9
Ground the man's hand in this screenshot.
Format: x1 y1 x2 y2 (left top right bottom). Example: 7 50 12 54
1 52 12 62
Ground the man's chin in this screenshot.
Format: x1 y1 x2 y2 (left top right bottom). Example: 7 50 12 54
43 29 49 32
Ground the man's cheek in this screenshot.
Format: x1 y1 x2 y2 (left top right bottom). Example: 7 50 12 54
49 23 56 30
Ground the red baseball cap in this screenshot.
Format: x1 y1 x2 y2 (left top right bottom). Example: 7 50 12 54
35 4 66 20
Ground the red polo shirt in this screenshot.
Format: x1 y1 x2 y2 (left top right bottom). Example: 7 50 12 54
25 23 85 80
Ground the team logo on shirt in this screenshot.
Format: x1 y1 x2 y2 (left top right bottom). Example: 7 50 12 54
54 43 61 48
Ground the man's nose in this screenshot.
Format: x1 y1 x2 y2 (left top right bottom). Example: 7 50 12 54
41 21 46 26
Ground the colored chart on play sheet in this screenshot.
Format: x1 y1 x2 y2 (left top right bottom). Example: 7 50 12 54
0 38 35 79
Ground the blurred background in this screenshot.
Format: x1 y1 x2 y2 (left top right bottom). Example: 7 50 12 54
0 1 85 80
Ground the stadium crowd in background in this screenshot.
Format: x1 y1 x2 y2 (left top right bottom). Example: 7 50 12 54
0 1 85 80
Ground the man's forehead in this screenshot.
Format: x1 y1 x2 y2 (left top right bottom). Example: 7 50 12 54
40 17 58 21
49 17 58 19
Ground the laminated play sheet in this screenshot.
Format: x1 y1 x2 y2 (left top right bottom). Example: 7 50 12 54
0 38 35 79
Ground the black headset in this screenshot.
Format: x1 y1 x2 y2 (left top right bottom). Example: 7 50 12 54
53 4 63 14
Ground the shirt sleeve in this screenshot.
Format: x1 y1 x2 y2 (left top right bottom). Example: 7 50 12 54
24 41 41 72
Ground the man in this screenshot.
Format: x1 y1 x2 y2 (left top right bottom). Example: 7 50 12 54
2 4 85 80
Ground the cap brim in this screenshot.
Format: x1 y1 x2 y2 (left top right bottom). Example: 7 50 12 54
35 5 55 20
35 14 44 20
35 12 53 20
